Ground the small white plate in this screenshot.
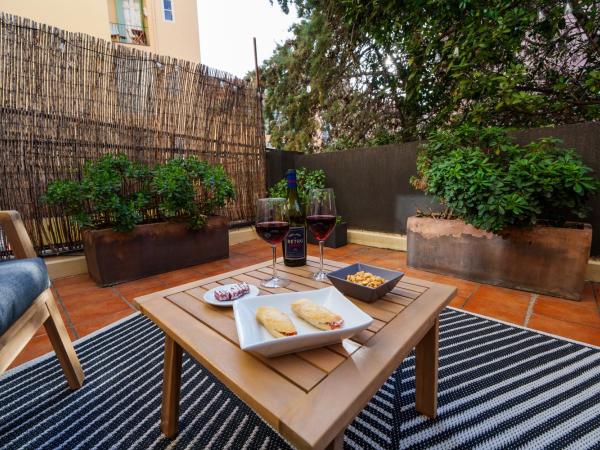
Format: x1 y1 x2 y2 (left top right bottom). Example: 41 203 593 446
233 287 373 357
203 284 259 307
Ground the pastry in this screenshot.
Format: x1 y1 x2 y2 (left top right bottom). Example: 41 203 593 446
256 306 298 338
214 283 250 301
291 299 344 330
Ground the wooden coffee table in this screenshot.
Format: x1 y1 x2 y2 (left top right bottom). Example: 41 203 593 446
135 256 456 450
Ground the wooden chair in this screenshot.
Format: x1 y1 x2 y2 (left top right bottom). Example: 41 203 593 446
0 211 84 389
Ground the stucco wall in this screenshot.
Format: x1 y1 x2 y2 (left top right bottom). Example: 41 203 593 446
0 0 111 39
111 0 201 62
148 0 200 62
0 0 201 63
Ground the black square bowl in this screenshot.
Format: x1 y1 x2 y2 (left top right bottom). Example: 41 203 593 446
326 263 404 303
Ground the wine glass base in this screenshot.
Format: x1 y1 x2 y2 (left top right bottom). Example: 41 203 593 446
261 277 291 288
312 270 328 282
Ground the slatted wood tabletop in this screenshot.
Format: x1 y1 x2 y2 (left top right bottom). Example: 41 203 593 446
136 256 456 450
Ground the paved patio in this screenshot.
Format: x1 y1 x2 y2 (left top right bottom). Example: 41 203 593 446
10 240 600 369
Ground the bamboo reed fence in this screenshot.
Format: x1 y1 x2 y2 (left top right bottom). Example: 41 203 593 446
0 13 266 257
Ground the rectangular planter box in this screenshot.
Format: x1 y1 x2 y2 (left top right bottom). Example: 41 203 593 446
407 216 592 300
307 222 348 248
83 216 229 286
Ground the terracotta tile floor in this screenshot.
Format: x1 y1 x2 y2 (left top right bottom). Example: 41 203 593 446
9 240 600 368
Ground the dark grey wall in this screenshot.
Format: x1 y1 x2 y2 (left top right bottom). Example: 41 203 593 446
266 122 600 255
265 148 302 188
296 142 441 233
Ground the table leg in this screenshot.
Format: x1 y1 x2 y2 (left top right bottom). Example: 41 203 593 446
325 429 345 450
415 318 439 418
160 334 183 438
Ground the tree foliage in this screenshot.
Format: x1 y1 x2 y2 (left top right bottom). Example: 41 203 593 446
264 0 600 152
412 125 600 231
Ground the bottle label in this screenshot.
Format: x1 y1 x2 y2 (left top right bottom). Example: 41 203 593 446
285 226 306 260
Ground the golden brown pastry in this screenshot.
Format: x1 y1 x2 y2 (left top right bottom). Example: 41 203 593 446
256 306 298 338
291 299 344 330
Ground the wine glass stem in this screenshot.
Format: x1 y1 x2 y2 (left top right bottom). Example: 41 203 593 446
319 240 325 273
272 245 278 280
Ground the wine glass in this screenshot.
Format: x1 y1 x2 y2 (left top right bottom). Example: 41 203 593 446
306 188 337 281
255 198 291 288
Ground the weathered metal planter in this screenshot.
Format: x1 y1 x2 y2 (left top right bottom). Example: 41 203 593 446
407 216 592 300
83 216 229 286
307 222 348 248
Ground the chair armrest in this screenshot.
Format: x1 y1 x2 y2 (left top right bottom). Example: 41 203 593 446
0 211 37 259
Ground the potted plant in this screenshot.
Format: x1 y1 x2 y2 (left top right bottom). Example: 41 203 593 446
43 154 235 286
269 167 347 248
408 125 599 300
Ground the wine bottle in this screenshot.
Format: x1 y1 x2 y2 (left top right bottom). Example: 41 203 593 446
282 169 307 266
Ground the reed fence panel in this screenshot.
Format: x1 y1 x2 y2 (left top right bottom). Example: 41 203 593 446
0 13 265 257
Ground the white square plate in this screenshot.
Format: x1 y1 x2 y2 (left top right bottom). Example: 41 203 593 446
233 287 373 357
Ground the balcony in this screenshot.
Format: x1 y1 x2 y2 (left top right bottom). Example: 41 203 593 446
110 22 148 46
2 9 600 450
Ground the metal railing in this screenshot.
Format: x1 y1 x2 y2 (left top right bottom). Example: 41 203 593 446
110 23 148 46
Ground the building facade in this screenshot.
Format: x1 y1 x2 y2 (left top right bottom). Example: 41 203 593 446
0 0 201 62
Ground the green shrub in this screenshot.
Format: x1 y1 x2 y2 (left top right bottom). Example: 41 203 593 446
269 167 326 206
268 167 342 223
43 154 234 232
152 157 235 229
411 126 600 232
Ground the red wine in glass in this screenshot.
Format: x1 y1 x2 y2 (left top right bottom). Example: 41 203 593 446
306 189 337 281
256 198 291 288
256 221 290 245
306 215 336 241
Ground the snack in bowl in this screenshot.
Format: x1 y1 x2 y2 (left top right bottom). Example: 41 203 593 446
291 298 344 330
214 282 250 301
346 271 385 288
256 306 298 338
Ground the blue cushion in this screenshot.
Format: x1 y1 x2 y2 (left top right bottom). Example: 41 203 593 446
0 258 50 336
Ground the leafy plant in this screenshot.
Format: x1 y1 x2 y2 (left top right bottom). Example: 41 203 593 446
43 179 90 229
43 154 234 232
43 154 151 232
152 157 235 229
269 167 342 223
269 167 325 205
264 1 600 152
411 126 600 232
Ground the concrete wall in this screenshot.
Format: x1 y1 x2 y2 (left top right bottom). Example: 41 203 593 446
266 122 600 255
0 0 112 39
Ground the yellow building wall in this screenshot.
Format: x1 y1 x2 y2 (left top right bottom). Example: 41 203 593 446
149 0 200 63
0 0 200 63
0 0 111 40
107 0 201 63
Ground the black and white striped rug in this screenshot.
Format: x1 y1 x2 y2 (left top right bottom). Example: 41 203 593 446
1 309 599 449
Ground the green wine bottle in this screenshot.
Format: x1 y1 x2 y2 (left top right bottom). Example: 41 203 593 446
283 169 307 266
